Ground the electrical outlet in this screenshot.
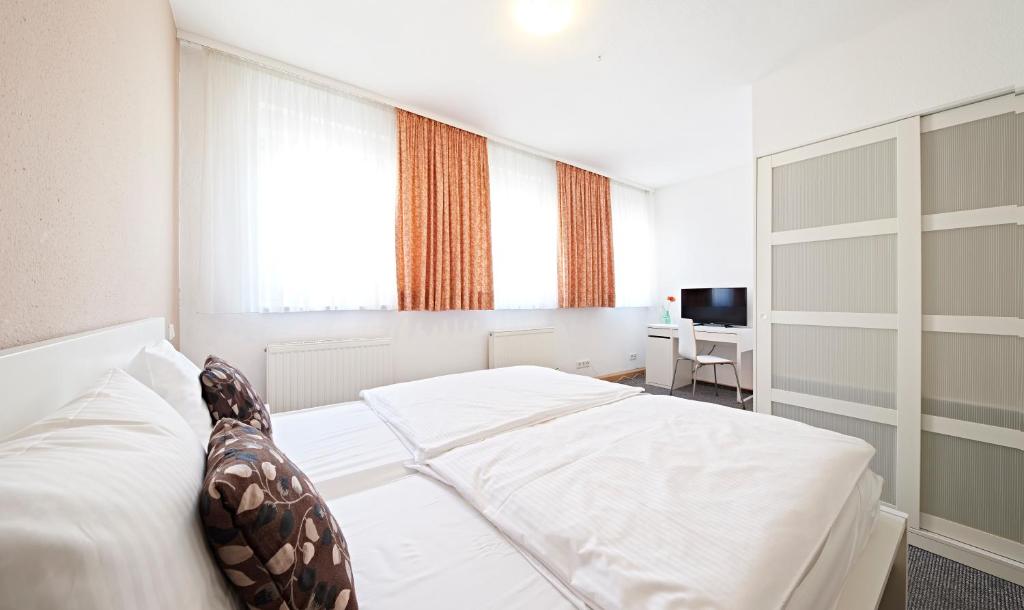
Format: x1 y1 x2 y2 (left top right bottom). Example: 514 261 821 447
628 352 639 361
575 359 591 369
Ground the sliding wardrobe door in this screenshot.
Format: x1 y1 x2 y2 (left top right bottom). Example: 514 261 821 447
917 94 1023 567
755 119 921 518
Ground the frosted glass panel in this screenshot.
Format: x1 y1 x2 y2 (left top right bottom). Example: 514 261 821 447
922 224 1023 317
773 235 897 313
922 432 1024 544
922 112 1022 214
772 324 897 408
923 332 1024 431
772 139 896 231
773 402 896 504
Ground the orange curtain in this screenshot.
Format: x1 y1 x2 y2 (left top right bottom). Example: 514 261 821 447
395 109 494 310
556 162 615 308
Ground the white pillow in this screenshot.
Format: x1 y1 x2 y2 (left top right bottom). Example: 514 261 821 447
138 339 213 444
0 369 238 610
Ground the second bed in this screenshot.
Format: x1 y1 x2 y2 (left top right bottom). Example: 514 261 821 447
270 367 887 610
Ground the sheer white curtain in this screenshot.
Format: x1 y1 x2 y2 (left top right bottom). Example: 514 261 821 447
182 45 397 313
488 141 559 309
611 182 654 307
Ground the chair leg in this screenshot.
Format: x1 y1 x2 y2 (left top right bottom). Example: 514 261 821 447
669 358 679 397
729 363 742 407
713 365 719 396
691 363 698 397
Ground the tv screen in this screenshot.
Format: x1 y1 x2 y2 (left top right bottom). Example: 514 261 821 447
679 288 747 326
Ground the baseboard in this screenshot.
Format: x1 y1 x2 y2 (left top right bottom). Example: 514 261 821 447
598 368 645 383
909 528 1024 587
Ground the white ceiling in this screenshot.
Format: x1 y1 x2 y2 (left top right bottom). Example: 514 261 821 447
170 0 926 188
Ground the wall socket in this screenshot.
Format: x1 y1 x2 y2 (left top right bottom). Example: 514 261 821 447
628 352 639 361
575 359 591 369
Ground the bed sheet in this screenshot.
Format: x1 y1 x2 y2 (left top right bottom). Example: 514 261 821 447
327 475 583 610
273 401 411 497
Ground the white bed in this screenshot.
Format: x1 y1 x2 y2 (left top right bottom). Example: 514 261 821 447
0 318 907 610
269 395 889 609
280 366 901 610
272 394 880 608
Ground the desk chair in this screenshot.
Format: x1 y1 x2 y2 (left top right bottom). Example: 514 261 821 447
669 318 744 405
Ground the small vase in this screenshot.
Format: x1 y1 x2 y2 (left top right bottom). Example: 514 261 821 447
662 307 672 324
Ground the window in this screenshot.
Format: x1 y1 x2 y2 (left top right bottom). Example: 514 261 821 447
611 182 654 306
182 44 657 313
186 47 397 312
488 141 559 309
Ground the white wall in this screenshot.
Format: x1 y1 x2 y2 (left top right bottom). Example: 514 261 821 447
753 0 1024 155
652 163 755 389
179 308 652 397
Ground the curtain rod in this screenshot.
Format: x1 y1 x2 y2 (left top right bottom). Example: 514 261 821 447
177 31 653 192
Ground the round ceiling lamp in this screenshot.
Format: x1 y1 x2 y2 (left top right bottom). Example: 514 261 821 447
515 0 574 36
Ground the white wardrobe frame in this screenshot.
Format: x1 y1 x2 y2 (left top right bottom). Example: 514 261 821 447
756 93 1024 585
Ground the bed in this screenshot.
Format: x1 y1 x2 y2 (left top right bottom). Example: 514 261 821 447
235 391 899 608
361 373 905 610
0 318 907 610
221 397 896 609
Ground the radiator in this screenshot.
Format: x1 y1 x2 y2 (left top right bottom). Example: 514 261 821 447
266 338 393 413
488 328 557 369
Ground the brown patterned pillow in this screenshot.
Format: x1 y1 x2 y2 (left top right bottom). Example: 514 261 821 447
200 356 273 437
200 419 357 610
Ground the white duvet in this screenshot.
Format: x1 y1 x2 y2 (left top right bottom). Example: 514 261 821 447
418 395 876 610
360 366 642 461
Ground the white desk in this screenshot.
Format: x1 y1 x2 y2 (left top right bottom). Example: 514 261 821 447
646 324 754 400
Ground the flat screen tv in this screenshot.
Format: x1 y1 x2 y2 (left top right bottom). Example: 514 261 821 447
679 287 747 327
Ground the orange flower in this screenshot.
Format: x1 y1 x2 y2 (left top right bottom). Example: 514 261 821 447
666 295 676 302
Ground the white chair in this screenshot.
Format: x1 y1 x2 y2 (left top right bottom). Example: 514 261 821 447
669 318 744 406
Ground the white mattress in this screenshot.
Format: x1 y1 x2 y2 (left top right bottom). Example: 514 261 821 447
789 468 882 609
327 475 582 610
272 401 411 497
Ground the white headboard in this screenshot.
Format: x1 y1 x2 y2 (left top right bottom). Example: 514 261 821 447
0 318 165 440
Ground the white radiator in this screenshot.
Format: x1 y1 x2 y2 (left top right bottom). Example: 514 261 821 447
266 338 393 413
488 328 557 370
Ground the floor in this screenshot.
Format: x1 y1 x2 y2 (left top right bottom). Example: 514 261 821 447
619 373 1024 610
618 371 753 407
908 546 1024 610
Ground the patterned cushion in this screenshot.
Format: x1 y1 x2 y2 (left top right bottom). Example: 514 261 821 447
200 356 273 437
200 419 358 610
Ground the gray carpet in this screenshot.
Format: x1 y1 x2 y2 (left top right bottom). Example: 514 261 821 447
618 372 753 407
618 374 1024 610
908 546 1024 609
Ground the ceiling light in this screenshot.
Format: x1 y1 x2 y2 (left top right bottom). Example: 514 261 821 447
515 0 574 36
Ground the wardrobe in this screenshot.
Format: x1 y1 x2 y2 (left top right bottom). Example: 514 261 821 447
755 93 1023 583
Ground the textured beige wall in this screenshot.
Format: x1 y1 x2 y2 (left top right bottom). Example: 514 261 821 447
0 0 178 348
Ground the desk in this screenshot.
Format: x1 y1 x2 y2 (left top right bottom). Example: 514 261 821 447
646 324 754 400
